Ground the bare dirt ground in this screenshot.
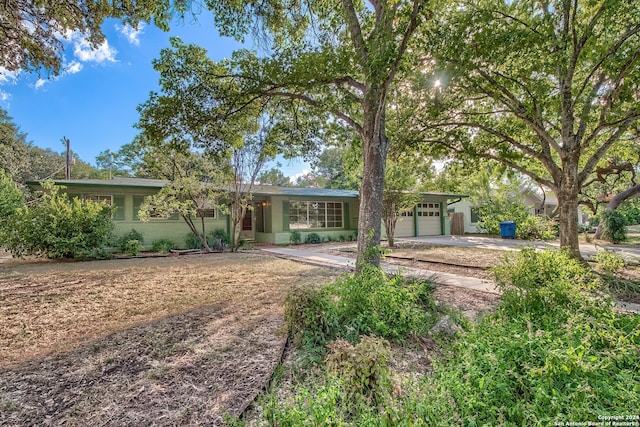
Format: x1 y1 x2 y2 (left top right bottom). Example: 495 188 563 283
0 253 338 426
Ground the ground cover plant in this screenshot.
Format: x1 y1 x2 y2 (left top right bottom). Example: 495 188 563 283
250 248 640 425
0 253 337 425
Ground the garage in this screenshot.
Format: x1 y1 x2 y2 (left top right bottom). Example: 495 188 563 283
416 202 441 235
394 210 415 237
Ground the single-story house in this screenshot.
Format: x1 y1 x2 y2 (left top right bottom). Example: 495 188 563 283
27 178 466 247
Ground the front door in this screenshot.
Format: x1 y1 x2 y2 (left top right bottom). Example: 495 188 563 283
240 207 254 240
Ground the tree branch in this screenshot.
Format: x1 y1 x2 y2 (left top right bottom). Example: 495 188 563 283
579 112 640 184
264 90 363 133
341 0 367 67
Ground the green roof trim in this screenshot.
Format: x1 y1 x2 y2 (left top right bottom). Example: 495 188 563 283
26 178 467 199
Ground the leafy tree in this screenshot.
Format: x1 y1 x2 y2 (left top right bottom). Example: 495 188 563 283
0 107 31 180
423 0 640 259
258 167 291 186
227 128 272 252
136 149 230 252
153 0 433 267
0 0 182 75
96 149 131 179
382 162 422 248
0 170 24 246
1 181 113 258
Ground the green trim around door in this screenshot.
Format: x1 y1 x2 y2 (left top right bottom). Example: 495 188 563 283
343 203 350 230
282 201 290 231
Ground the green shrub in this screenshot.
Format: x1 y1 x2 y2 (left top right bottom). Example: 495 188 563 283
305 232 322 244
185 232 204 249
1 181 114 259
0 171 24 247
118 229 144 252
151 238 175 253
185 230 229 249
493 248 598 325
263 248 640 426
326 336 392 405
123 239 143 256
284 285 339 361
478 198 556 240
284 266 436 359
601 210 627 243
594 249 625 273
209 228 230 246
289 229 302 245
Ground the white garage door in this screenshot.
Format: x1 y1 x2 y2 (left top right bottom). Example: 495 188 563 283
395 210 415 237
417 202 441 235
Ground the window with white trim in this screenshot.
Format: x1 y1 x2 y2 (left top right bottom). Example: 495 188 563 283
289 201 343 229
83 194 113 204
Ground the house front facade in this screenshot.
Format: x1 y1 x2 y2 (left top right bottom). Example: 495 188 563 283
28 178 465 247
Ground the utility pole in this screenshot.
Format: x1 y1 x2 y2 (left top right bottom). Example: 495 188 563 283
62 136 71 179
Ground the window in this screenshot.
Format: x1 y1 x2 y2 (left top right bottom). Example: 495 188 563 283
83 194 112 204
470 207 481 223
133 196 145 220
196 209 216 219
289 201 343 229
113 196 125 220
401 210 414 217
83 194 125 221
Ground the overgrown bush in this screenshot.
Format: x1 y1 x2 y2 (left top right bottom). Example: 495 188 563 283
418 249 640 425
594 249 625 273
601 210 627 243
260 249 640 426
478 199 556 240
151 238 175 253
210 228 230 246
326 336 392 405
289 229 302 244
118 229 144 252
305 232 322 244
493 248 598 325
184 229 229 250
1 181 114 259
123 239 143 256
284 266 436 360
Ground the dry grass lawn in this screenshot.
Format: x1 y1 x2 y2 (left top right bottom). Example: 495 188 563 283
0 252 337 426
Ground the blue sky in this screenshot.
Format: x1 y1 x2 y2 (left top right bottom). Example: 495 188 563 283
0 13 310 180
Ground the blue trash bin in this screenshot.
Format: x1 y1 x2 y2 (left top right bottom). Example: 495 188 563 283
499 221 516 239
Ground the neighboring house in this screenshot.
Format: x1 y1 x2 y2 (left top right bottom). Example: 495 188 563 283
28 178 466 247
448 188 585 234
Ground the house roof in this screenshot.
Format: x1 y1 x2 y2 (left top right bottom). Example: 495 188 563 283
27 177 169 189
26 178 467 199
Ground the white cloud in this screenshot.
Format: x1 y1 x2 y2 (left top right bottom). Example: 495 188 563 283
0 89 11 102
0 68 19 85
115 23 145 46
70 32 117 63
66 60 83 74
35 78 48 89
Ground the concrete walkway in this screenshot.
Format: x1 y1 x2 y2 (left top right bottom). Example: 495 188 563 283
261 247 499 294
261 245 640 313
397 235 640 263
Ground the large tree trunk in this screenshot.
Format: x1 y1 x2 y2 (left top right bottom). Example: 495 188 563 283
594 183 640 239
356 96 388 268
556 164 581 259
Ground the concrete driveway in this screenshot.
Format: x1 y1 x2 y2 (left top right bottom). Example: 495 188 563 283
397 235 640 263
